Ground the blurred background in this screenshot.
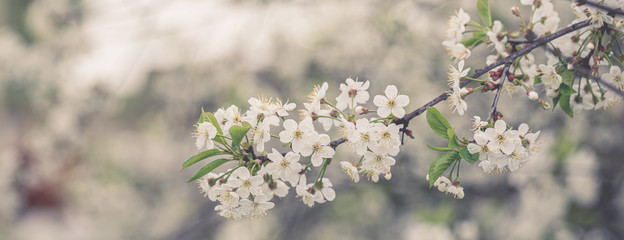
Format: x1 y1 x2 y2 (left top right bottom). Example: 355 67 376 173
1 0 623 239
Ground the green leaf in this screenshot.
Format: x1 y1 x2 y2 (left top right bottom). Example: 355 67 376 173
533 76 542 85
461 33 487 48
447 128 459 148
203 111 223 135
559 93 574 117
187 158 230 182
426 107 452 139
552 94 561 110
459 146 479 164
201 110 227 146
477 0 492 27
428 152 460 187
559 83 577 95
427 145 454 152
428 152 459 187
181 149 225 171
229 121 252 147
197 107 209 125
561 70 575 87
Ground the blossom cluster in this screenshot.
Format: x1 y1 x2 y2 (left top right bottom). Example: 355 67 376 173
442 0 623 118
468 119 541 174
190 78 409 219
184 0 624 219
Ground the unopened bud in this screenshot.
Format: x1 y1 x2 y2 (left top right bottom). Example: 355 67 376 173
511 6 520 16
528 91 539 101
587 40 595 50
571 34 580 43
538 99 551 110
330 109 340 117
355 106 368 115
384 172 392 180
310 112 319 121
508 73 516 81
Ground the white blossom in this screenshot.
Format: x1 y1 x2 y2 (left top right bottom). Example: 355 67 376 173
195 122 217 149
346 118 376 155
225 167 264 199
484 120 519 155
279 118 315 154
374 85 410 118
239 194 275 219
249 116 279 152
307 82 328 112
602 66 624 91
300 132 335 167
336 78 370 110
340 161 360 183
265 149 302 184
538 64 562 90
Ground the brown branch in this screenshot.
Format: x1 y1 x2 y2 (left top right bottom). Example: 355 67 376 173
252 20 592 162
546 47 624 98
488 63 512 119
572 0 624 16
396 20 591 125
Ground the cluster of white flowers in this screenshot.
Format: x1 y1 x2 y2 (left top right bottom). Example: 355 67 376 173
467 119 541 174
572 0 624 29
444 0 624 117
190 78 410 219
442 9 471 61
185 0 624 218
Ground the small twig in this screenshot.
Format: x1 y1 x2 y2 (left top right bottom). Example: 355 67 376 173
396 20 591 125
507 39 533 45
488 63 512 119
572 0 624 16
249 20 592 163
546 47 624 98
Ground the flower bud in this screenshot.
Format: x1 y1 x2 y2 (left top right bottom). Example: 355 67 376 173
511 6 520 16
355 106 368 115
587 40 595 50
528 91 539 101
384 172 392 180
330 109 340 118
538 99 551 110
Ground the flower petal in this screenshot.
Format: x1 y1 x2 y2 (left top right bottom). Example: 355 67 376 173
385 85 398 99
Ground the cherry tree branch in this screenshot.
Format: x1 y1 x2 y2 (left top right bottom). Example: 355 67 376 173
397 20 591 125
546 47 624 98
254 20 592 163
572 0 624 16
488 63 512 119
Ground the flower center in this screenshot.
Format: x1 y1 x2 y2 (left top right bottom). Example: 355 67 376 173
387 99 396 107
294 130 303 139
360 133 370 142
279 160 289 169
313 144 322 151
496 134 505 143
382 132 391 140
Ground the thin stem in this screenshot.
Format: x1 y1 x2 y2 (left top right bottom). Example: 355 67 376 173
488 63 512 119
546 48 624 98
